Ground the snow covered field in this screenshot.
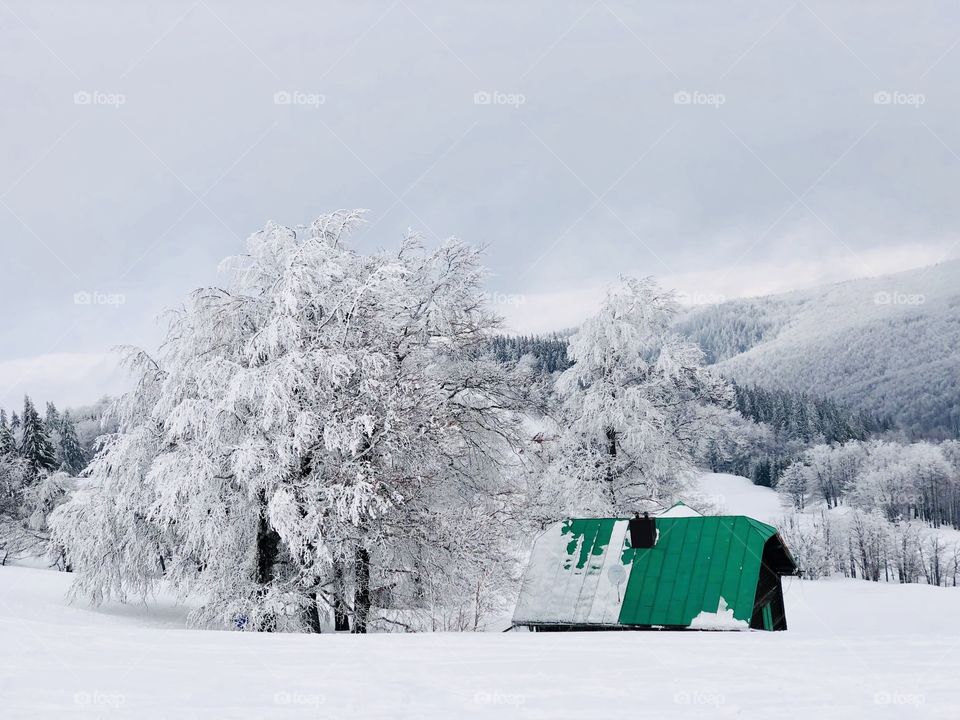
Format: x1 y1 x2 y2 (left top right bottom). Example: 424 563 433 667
2 563 958 718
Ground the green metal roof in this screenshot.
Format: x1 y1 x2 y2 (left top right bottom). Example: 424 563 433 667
513 516 782 628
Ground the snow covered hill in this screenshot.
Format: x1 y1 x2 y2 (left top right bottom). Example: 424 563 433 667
692 471 786 524
679 259 960 437
2 473 958 719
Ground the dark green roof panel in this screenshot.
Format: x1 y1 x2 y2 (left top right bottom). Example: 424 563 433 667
618 516 775 626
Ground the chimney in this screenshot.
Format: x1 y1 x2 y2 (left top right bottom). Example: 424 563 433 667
629 512 656 549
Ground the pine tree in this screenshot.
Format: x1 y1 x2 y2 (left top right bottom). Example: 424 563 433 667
44 402 60 430
57 412 87 475
19 396 57 476
0 410 16 456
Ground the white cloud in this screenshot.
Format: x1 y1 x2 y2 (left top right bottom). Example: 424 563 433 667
500 240 958 333
0 353 127 411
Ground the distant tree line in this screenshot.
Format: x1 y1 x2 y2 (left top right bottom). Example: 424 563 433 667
777 438 960 584
778 440 960 529
732 382 891 444
487 333 572 373
779 506 960 586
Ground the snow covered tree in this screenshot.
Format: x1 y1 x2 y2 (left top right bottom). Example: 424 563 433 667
848 509 890 582
549 277 732 514
52 211 526 633
0 452 33 563
803 442 866 509
18 396 57 477
777 463 810 510
778 509 838 579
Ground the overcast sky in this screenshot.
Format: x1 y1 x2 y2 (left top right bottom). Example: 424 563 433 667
2 0 960 409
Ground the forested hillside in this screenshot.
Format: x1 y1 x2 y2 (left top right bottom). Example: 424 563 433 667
675 298 788 363
679 260 960 438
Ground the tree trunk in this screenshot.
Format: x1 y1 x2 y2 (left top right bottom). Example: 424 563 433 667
473 578 482 631
302 590 323 633
333 559 351 631
605 427 618 507
255 515 281 586
353 544 371 634
255 506 282 632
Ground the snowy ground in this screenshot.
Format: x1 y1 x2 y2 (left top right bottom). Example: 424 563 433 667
2 473 958 719
2 565 959 718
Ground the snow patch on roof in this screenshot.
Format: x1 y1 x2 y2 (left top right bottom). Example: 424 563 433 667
513 520 633 625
